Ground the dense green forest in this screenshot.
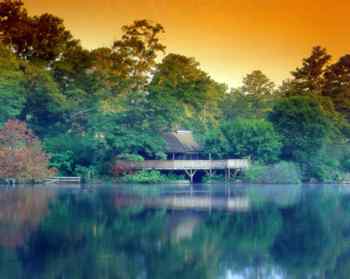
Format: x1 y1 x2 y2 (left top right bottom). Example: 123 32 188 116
1 0 350 183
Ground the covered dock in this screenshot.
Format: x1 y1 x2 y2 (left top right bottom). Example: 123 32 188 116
116 159 249 183
116 130 250 183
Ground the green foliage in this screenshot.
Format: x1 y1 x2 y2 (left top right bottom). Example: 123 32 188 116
243 161 301 184
221 118 282 163
120 170 166 184
75 165 98 182
112 19 166 91
269 96 332 162
268 96 345 181
0 44 25 125
0 0 78 63
241 163 267 183
323 55 350 121
21 64 67 135
150 53 225 127
47 150 74 175
220 89 253 120
89 94 167 159
240 70 275 118
101 122 165 159
116 154 144 161
220 70 275 120
200 128 229 159
1 0 350 183
151 54 218 111
302 151 343 183
202 175 225 183
342 158 350 172
44 134 103 175
290 46 331 93
119 170 185 184
339 145 350 173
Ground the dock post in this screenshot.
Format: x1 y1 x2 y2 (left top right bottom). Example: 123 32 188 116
185 169 197 184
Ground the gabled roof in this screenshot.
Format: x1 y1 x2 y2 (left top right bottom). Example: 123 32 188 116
163 130 201 154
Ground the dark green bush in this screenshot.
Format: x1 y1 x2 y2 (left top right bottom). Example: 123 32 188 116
221 118 282 163
202 175 226 183
44 134 104 176
120 170 167 184
243 161 301 184
116 153 144 161
302 152 343 183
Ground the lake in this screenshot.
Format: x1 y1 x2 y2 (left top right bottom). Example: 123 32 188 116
0 184 349 278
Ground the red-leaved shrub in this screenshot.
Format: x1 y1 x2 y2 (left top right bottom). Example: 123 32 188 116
0 120 56 181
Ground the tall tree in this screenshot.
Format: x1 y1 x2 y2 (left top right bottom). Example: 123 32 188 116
323 55 350 121
0 0 78 63
52 45 108 133
269 96 331 163
112 20 166 91
150 53 225 128
241 70 275 96
0 0 30 57
90 47 129 95
241 70 275 118
290 46 331 93
151 54 211 108
219 89 251 120
20 64 67 135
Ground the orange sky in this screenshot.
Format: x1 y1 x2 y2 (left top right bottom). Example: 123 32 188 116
25 0 350 87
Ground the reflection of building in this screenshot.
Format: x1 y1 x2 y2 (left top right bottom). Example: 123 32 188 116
114 191 250 212
167 214 201 242
117 130 250 183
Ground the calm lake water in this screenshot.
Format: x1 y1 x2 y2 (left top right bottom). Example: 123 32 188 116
0 184 349 278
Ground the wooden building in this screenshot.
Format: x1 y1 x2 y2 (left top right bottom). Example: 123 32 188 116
163 130 201 160
117 130 249 183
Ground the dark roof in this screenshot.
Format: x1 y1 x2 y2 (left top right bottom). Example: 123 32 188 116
163 130 201 154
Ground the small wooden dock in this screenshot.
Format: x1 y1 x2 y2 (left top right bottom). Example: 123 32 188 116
117 159 249 183
46 177 81 184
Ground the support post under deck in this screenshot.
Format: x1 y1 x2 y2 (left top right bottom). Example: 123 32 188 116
184 169 197 184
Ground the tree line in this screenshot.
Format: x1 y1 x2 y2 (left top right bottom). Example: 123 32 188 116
0 0 350 182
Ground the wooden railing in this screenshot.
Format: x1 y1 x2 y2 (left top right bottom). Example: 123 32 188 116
117 159 249 170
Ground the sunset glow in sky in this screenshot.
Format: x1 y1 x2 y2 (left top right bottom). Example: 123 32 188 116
25 0 350 87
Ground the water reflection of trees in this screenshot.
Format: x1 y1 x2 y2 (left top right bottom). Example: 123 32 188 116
1 187 350 277
0 187 54 248
0 187 55 278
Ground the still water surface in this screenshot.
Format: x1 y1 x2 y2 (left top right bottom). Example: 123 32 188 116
0 184 349 278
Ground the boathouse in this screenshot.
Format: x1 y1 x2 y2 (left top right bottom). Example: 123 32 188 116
163 130 201 160
117 130 249 183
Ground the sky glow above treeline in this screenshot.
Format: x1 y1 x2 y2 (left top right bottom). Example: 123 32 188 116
25 0 350 86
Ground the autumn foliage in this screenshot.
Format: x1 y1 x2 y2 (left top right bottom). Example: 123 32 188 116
0 120 55 181
112 161 136 176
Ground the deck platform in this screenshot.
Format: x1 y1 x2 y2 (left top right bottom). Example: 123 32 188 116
117 159 249 183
